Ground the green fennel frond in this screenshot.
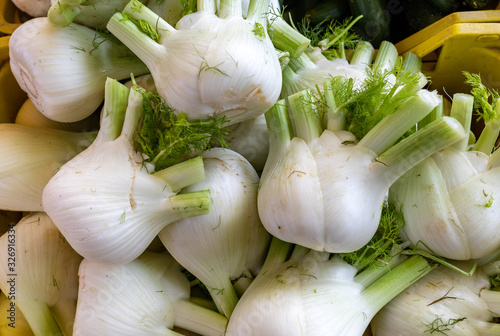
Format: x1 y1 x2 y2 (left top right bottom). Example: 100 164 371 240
463 71 500 123
179 0 196 16
489 273 500 289
331 62 422 140
296 16 362 59
340 201 404 271
135 91 230 170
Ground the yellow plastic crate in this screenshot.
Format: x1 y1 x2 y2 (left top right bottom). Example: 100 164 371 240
396 9 500 99
0 0 26 35
0 35 27 123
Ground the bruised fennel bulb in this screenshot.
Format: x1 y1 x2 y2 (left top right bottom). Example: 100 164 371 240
42 78 212 265
0 212 82 336
9 17 149 122
159 148 271 318
106 0 282 125
74 251 228 336
258 83 467 253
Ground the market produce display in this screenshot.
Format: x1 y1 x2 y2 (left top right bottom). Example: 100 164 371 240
1 0 500 335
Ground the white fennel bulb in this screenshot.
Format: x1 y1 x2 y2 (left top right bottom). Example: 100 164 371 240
74 251 228 336
0 123 96 212
15 98 100 131
159 148 271 318
42 78 212 265
226 114 269 171
11 0 51 17
390 87 500 260
371 261 500 335
9 17 149 122
226 238 432 336
258 84 467 253
106 0 282 125
0 212 82 336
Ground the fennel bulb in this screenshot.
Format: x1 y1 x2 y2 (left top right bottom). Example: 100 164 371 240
0 212 82 336
159 148 271 318
42 78 212 265
370 261 500 335
11 0 51 17
389 80 500 260
74 251 228 336
226 114 269 171
258 83 467 253
0 123 96 212
226 238 432 336
9 17 149 123
15 98 100 131
106 0 282 125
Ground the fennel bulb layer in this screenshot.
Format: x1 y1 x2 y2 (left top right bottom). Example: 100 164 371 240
159 148 271 318
0 123 95 212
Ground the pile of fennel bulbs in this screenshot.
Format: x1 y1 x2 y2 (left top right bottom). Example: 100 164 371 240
2 0 500 335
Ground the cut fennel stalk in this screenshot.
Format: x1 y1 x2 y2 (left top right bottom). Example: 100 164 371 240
258 83 467 253
42 77 212 266
226 237 432 335
106 0 283 125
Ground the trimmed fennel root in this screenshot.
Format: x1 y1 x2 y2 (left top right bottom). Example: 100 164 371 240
42 78 212 265
106 0 283 125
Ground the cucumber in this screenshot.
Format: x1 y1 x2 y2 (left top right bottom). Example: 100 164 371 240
401 0 445 32
348 0 391 48
425 0 462 14
305 0 351 26
464 0 497 9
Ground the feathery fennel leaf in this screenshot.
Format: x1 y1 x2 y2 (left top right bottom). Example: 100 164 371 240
296 16 362 59
340 201 405 271
463 71 500 123
135 91 230 170
326 61 422 140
